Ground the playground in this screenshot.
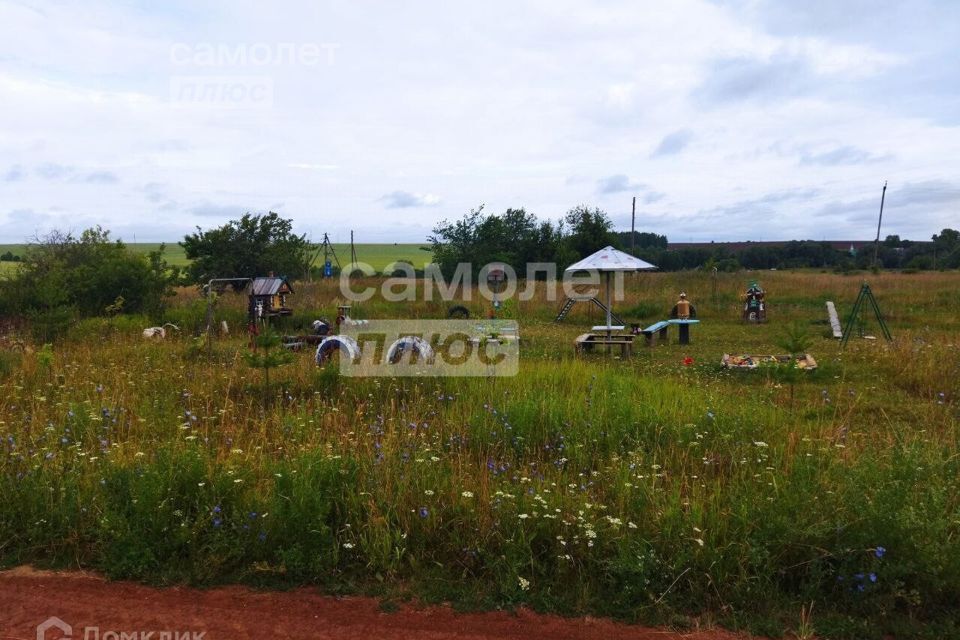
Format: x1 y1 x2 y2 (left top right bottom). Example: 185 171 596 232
1 269 958 639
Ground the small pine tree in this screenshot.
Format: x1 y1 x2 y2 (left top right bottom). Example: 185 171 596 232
243 329 294 406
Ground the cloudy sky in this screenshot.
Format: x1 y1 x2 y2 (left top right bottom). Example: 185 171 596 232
2 0 958 244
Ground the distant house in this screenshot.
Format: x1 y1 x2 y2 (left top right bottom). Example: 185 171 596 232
248 274 293 321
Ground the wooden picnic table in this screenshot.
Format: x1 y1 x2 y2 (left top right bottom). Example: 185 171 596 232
575 332 634 357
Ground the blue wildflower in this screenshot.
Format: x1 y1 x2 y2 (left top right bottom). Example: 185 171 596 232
418 507 429 518
875 546 886 558
869 573 877 583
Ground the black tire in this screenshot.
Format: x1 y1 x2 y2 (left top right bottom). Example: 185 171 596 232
448 305 470 319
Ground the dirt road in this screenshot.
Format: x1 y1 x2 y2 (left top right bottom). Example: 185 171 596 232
0 566 748 640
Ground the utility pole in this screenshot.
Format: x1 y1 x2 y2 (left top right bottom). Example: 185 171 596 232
630 196 636 255
350 230 358 265
872 181 887 269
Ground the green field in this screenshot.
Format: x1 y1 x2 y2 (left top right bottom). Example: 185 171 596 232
0 242 430 275
1 270 959 639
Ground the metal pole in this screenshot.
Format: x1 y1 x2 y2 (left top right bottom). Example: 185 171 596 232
872 181 887 269
631 196 636 255
606 271 612 355
606 271 612 330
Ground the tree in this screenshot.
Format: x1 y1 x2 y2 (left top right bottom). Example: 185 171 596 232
932 228 959 252
932 228 960 268
615 231 668 252
429 205 567 278
243 329 294 407
563 205 617 260
1 227 177 339
180 212 311 284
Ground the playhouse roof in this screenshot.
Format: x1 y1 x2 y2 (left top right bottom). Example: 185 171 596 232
564 246 657 273
250 276 293 296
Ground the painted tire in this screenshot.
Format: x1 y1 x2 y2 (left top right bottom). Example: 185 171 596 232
315 336 360 365
447 305 470 319
385 336 435 364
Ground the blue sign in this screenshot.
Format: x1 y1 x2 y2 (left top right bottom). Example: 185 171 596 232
324 260 333 277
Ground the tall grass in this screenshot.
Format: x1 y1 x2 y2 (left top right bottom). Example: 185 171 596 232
1 271 959 639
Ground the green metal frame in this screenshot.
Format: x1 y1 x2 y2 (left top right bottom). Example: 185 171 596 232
840 283 892 347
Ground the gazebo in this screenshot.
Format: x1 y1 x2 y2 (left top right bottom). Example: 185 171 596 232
564 246 657 355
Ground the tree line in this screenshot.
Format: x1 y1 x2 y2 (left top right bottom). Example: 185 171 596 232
1 209 957 339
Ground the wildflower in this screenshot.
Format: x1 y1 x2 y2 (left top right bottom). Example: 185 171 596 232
518 513 529 519
461 491 474 498
258 532 267 542
518 576 530 591
212 518 222 528
424 489 434 496
342 542 355 549
212 505 222 514
418 507 429 518
869 573 877 583
753 441 768 448
682 357 694 366
875 546 886 558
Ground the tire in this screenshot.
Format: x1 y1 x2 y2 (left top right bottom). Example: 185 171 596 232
386 336 435 365
315 336 360 365
448 305 470 319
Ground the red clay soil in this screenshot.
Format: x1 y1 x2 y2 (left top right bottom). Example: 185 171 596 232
0 566 752 640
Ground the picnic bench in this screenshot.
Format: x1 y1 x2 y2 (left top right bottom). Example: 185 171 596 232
668 318 699 345
638 320 671 346
574 332 635 357
635 319 701 346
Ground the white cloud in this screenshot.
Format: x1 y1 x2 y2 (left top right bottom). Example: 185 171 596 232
0 0 957 242
380 191 442 209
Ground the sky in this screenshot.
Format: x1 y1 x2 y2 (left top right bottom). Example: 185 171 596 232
1 0 958 245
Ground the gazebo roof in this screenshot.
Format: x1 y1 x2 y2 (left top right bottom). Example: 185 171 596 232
564 246 657 273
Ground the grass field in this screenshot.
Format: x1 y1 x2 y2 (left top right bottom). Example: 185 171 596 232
0 242 431 275
1 270 958 639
